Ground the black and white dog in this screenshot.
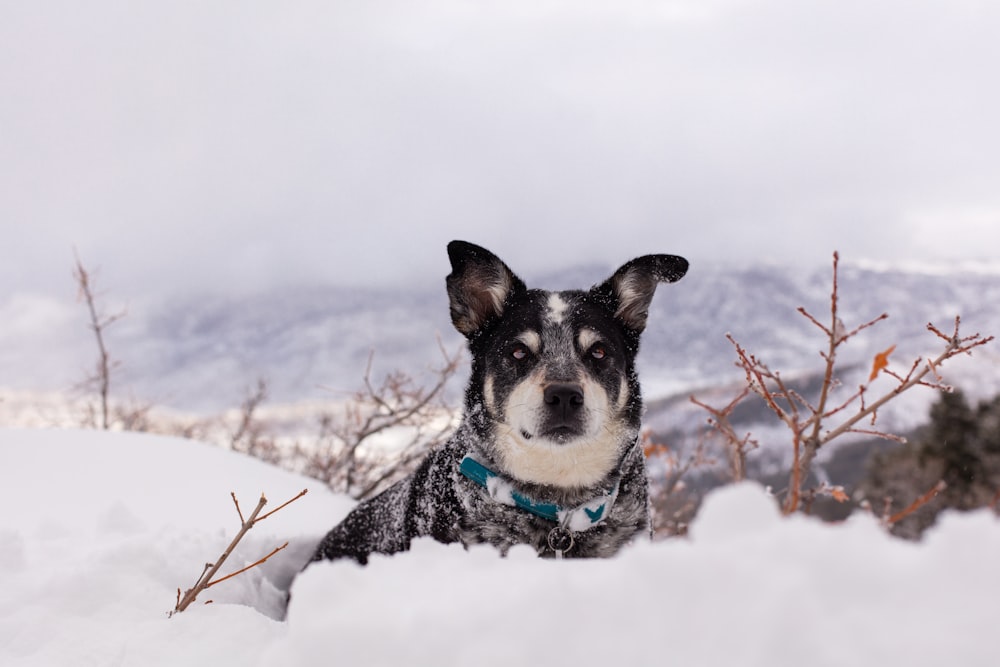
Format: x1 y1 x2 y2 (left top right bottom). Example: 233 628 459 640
311 241 687 564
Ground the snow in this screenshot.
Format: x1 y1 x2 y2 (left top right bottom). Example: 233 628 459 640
2 427 998 666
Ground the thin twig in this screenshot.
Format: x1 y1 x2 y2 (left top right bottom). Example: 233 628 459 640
172 488 307 616
205 542 290 589
72 250 126 430
231 492 246 524
312 342 461 497
175 494 268 614
690 387 756 481
885 480 947 526
257 488 309 522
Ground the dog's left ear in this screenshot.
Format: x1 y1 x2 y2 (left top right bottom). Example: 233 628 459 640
593 254 689 333
446 241 527 338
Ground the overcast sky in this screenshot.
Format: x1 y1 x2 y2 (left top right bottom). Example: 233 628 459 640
3 0 1000 300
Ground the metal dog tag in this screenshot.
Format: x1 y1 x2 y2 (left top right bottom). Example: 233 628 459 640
547 526 574 555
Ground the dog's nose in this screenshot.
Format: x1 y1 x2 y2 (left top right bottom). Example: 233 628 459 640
544 383 584 417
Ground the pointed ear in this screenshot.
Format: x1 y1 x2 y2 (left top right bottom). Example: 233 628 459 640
446 241 526 337
593 254 688 332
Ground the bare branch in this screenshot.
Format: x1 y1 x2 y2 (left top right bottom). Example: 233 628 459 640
230 379 269 450
257 488 308 522
644 430 716 536
885 480 947 526
690 387 756 481
695 252 993 518
303 342 462 498
172 489 307 616
72 250 126 430
231 492 246 524
174 493 268 614
204 542 289 589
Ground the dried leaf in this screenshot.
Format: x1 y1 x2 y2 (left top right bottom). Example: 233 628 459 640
869 344 897 381
830 486 849 503
643 442 670 458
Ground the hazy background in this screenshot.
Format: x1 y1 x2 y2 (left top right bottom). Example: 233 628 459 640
3 0 1000 303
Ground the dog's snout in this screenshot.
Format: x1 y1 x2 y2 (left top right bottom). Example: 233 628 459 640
544 383 584 414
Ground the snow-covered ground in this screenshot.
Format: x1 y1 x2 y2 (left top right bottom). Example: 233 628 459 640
1 427 998 666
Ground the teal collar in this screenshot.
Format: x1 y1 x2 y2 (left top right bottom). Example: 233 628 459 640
458 454 620 533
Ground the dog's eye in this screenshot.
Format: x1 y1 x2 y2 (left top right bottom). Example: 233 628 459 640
589 344 607 361
511 344 530 361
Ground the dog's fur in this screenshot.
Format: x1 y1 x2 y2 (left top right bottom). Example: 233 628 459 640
310 241 687 563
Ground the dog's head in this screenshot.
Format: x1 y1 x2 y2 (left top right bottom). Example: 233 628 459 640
446 241 688 490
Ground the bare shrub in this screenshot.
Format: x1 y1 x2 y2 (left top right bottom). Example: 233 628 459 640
228 379 284 466
694 252 994 516
690 387 756 482
72 252 125 430
71 252 155 431
643 429 717 537
299 343 462 499
108 390 157 432
214 344 462 500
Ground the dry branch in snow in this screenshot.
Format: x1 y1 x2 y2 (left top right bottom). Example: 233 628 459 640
171 488 307 616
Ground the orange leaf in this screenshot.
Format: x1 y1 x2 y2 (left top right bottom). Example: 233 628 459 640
830 486 849 503
869 344 896 381
643 443 669 458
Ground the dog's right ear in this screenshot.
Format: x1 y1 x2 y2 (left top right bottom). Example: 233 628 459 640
592 254 689 334
446 241 526 338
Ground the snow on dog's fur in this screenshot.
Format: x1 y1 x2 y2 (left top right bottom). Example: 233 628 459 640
310 241 688 563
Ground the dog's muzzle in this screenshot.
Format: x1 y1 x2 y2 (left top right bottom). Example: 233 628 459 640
540 382 585 441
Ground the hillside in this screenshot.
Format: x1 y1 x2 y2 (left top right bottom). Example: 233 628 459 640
5 258 998 436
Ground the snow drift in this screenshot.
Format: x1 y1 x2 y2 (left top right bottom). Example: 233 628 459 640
1 427 997 666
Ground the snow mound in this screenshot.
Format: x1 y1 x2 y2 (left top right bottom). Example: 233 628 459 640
1 428 998 666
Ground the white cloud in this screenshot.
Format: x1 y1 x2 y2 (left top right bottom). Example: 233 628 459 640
2 0 999 298
905 206 1000 260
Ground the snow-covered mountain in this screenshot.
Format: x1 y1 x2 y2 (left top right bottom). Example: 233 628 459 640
3 259 1000 430
641 259 1000 448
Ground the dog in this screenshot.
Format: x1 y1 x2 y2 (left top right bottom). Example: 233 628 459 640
310 240 688 563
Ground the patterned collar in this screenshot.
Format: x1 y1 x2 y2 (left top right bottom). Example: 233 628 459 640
458 454 622 555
